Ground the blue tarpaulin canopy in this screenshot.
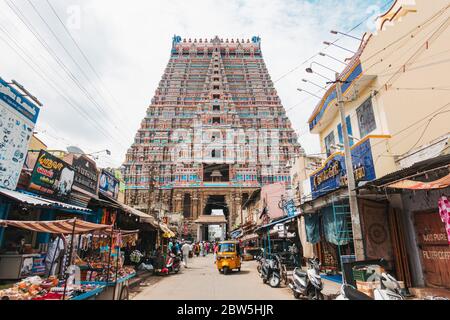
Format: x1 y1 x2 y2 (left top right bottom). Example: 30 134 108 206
255 214 300 233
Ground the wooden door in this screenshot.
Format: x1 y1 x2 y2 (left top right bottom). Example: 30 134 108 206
414 210 450 288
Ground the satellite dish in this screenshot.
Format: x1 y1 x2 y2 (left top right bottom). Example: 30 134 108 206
67 146 85 155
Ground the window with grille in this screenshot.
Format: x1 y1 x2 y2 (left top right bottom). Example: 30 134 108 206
324 131 335 157
357 98 376 137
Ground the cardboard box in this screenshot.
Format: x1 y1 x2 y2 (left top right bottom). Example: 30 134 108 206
356 280 381 298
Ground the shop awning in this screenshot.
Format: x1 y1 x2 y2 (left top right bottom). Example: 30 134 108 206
194 215 227 225
255 214 300 233
0 188 92 214
160 223 175 238
0 218 112 234
386 173 450 190
359 154 450 191
241 233 258 242
98 193 159 228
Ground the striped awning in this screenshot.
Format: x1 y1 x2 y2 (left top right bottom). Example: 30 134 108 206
0 218 113 234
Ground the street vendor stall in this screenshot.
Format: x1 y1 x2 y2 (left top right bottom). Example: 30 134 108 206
0 218 137 300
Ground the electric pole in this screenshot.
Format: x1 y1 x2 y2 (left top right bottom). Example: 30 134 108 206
335 72 365 261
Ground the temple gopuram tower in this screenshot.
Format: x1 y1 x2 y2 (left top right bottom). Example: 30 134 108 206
123 36 302 240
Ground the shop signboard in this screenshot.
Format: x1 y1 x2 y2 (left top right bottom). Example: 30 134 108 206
230 229 243 239
29 150 75 200
310 138 376 200
0 77 40 190
99 169 119 199
275 223 287 238
283 199 298 217
71 155 99 196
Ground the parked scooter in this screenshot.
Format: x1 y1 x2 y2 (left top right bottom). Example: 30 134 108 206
336 272 404 300
165 253 181 274
260 254 281 288
289 257 324 300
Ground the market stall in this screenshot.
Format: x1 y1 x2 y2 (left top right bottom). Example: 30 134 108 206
0 218 137 300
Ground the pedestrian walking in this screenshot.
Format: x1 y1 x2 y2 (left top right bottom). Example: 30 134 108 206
289 243 299 267
181 242 190 268
168 239 174 254
194 242 200 257
213 242 219 264
199 241 204 257
205 242 209 256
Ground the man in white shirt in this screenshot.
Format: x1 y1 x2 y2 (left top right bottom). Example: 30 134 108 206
45 234 65 276
181 242 191 268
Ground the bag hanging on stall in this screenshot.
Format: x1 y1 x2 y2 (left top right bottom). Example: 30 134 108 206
304 214 320 244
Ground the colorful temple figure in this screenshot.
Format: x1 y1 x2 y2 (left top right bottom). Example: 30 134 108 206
123 36 302 239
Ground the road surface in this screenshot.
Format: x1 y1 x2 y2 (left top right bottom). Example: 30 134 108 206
132 254 295 300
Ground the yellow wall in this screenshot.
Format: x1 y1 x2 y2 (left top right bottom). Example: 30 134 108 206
313 0 450 179
360 0 450 175
28 134 47 151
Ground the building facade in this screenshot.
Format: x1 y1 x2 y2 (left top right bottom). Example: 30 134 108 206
123 36 301 239
299 0 450 289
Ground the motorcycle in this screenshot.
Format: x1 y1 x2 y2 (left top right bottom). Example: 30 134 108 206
260 254 281 288
336 271 404 300
165 252 181 274
288 257 324 300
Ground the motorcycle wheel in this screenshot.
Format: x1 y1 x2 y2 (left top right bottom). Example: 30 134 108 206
269 275 280 288
262 278 268 284
223 267 229 275
293 292 301 299
307 288 315 300
316 290 324 300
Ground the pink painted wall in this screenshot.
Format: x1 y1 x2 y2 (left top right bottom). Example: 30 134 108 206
261 183 285 219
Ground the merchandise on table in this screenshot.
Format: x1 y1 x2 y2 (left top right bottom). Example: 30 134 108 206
0 275 103 300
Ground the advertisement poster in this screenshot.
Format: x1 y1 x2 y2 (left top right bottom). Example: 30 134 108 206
0 77 40 190
99 169 119 199
29 150 75 200
71 155 99 196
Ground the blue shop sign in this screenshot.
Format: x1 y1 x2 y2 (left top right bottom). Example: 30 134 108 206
283 199 298 217
99 169 119 200
0 77 40 124
310 138 376 200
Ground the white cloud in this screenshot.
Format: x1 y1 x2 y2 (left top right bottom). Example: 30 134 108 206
0 0 388 167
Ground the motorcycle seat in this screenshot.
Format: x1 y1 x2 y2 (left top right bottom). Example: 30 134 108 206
343 285 373 301
295 269 307 277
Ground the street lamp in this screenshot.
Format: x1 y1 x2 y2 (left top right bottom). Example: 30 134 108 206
319 52 347 65
302 79 326 91
323 41 356 54
296 88 322 99
330 30 362 41
305 67 334 82
310 61 339 74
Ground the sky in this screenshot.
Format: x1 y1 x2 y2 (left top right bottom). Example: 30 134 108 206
0 0 393 168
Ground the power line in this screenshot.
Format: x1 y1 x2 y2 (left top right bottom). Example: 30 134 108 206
24 0 133 140
0 18 128 149
3 0 130 148
273 0 396 84
44 0 136 132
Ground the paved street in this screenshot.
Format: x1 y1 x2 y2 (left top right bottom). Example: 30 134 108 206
132 254 294 300
132 254 341 300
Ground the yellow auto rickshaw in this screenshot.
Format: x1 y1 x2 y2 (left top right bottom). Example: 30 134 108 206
216 240 241 275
